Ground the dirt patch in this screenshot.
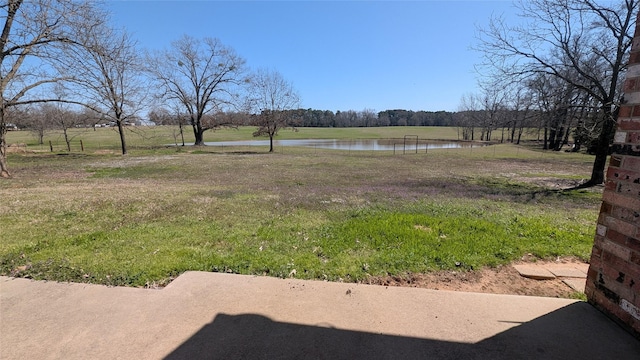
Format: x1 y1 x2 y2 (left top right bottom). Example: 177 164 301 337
364 258 587 298
6 143 29 153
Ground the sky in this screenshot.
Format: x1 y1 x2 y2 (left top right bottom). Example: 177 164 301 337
106 0 519 113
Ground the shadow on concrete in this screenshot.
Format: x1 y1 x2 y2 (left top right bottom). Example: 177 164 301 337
164 302 640 360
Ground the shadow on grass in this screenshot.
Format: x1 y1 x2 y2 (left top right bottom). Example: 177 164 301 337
398 177 599 204
164 303 640 360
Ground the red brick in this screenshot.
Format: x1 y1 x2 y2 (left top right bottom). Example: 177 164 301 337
611 156 623 167
603 215 638 239
594 233 605 247
602 250 630 270
598 212 607 225
618 261 640 285
589 281 624 309
607 228 631 246
631 251 640 266
616 182 640 199
588 281 640 334
618 119 640 131
587 265 600 281
606 167 640 184
590 250 604 268
622 156 640 170
606 167 618 180
603 191 640 213
609 302 633 325
590 243 604 260
600 201 613 215
603 239 632 261
620 105 633 118
585 281 597 298
600 254 640 287
627 237 640 253
597 268 636 301
611 206 640 226
629 132 640 143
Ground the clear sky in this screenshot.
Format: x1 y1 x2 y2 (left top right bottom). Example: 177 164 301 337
106 0 518 113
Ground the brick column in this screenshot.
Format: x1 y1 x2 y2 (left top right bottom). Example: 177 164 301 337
585 13 640 339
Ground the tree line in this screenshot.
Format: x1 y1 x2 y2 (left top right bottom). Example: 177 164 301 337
147 108 455 128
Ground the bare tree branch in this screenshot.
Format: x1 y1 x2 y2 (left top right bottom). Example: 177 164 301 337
146 35 248 145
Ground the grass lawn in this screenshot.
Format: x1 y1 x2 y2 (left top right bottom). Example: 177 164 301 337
1 127 601 287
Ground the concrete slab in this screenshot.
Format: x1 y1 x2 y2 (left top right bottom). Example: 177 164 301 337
562 278 587 293
574 262 590 273
2 272 639 360
513 265 556 280
547 266 588 278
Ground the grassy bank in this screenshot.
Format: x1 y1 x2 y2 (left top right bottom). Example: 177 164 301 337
1 127 601 287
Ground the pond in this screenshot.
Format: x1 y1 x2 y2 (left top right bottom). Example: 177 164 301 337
199 139 485 152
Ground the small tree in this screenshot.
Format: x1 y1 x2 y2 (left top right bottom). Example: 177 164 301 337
249 69 301 152
60 22 144 155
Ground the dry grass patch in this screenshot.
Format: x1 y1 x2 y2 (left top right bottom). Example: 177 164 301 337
0 139 601 289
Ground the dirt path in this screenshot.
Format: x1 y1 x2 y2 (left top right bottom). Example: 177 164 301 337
365 258 588 298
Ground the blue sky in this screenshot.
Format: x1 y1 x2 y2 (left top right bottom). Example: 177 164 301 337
107 1 518 112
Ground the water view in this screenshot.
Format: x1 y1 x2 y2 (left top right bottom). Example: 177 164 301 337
200 139 485 151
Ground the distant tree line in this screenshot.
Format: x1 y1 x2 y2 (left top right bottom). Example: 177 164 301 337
146 108 456 129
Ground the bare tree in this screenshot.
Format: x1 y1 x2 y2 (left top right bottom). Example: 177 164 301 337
0 0 103 177
249 69 301 152
148 107 176 126
59 22 144 155
456 93 482 140
23 105 53 145
477 0 638 185
507 86 534 145
360 108 377 127
147 35 248 146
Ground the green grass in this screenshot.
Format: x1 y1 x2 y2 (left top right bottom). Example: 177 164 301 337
6 126 463 150
0 127 601 287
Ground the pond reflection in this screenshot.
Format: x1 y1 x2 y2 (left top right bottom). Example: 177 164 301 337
202 139 484 151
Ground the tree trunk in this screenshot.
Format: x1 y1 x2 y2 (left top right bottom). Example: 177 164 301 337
269 134 274 153
192 118 205 146
543 119 549 149
64 128 71 152
117 120 127 155
0 138 10 178
548 124 558 150
586 108 617 185
0 106 11 178
194 129 205 146
179 122 185 146
517 125 524 145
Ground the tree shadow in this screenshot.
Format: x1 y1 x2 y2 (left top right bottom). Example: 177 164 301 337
164 302 639 360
